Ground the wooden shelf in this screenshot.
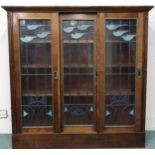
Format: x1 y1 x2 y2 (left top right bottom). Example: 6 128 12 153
22 105 53 107
64 73 94 75
22 91 94 97
22 92 52 96
105 64 135 68
105 104 135 107
105 91 135 96
22 40 51 44
105 73 135 75
64 64 94 68
106 40 136 43
22 64 94 68
21 73 52 76
64 103 93 105
64 92 94 96
22 64 52 68
63 40 94 44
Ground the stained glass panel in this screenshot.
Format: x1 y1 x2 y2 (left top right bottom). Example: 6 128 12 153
62 20 95 125
104 19 137 126
19 20 53 127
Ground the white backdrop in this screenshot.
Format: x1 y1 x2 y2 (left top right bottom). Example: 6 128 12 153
0 0 154 133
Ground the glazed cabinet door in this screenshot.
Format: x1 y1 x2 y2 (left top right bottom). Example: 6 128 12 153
12 13 60 132
60 14 97 132
100 13 144 132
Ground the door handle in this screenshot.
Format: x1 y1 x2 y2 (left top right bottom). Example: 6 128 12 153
53 71 58 79
136 69 142 78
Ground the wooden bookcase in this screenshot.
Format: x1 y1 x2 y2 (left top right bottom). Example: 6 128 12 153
2 6 153 148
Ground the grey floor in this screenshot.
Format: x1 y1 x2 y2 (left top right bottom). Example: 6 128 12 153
0 131 155 149
0 134 12 149
146 131 155 148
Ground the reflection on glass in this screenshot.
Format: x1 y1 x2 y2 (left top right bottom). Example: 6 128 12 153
62 20 95 125
19 20 53 127
104 19 137 126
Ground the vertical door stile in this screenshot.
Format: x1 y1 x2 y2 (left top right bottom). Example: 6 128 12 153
8 12 17 134
135 13 145 132
96 12 105 132
52 12 62 132
142 13 148 132
13 13 22 133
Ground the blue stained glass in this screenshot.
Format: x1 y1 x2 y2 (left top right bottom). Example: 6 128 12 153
47 110 53 117
64 105 94 116
64 106 68 112
129 109 135 116
89 106 94 112
23 110 29 117
123 96 128 104
111 96 117 104
111 96 128 104
27 96 47 105
71 108 86 116
105 110 111 117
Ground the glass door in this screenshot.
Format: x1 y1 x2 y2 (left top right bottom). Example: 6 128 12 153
61 14 96 128
104 19 137 126
20 19 53 127
13 13 57 130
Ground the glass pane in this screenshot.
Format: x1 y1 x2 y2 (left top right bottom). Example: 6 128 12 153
104 19 137 126
62 20 95 125
19 20 53 127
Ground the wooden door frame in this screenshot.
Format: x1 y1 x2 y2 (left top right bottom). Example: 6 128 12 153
100 12 144 133
60 13 99 133
11 12 61 133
